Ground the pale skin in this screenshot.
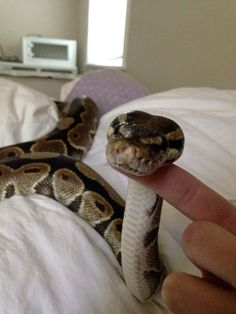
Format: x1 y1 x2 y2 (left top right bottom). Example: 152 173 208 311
131 164 236 314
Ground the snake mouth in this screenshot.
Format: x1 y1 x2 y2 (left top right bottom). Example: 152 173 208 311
106 139 166 176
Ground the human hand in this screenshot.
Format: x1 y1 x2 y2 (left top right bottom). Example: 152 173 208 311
134 164 236 314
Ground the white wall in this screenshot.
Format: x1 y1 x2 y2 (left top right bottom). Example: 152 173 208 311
0 0 79 57
0 0 79 98
126 0 236 92
77 0 89 73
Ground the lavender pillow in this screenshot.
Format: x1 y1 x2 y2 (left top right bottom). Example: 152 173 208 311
66 69 149 116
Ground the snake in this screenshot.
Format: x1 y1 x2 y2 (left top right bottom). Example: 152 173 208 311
0 96 184 302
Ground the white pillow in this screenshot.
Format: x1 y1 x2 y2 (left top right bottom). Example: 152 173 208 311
0 78 59 147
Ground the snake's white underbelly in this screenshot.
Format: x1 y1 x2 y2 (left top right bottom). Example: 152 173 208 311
122 179 166 302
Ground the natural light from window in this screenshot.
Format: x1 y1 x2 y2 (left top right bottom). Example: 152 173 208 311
87 0 128 67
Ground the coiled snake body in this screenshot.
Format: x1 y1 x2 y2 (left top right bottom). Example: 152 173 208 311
0 97 184 302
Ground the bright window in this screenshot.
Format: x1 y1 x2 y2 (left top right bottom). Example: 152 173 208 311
87 0 129 67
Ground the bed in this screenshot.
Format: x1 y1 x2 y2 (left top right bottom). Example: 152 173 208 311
0 75 235 314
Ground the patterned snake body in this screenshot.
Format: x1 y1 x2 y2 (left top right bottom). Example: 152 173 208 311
0 97 184 302
0 153 124 262
0 97 98 161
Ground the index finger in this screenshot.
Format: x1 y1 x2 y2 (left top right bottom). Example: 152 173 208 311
134 165 236 235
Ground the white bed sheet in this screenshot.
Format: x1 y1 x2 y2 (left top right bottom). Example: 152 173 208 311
0 78 59 147
0 83 235 314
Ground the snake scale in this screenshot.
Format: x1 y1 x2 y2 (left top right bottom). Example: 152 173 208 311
0 96 184 302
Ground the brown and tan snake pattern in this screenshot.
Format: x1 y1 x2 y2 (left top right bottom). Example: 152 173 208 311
0 97 184 302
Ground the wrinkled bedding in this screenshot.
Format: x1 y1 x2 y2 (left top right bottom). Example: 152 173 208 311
0 78 235 314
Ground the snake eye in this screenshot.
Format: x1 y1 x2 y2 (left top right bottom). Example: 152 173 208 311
168 138 185 151
149 144 162 152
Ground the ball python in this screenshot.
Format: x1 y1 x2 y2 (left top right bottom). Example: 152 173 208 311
0 96 184 302
0 97 99 162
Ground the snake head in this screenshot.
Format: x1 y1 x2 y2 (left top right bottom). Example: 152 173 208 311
106 111 184 176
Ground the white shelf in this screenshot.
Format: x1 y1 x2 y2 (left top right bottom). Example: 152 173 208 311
0 61 77 79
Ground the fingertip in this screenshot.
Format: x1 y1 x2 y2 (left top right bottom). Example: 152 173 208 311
181 221 236 290
162 272 188 312
162 270 236 314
